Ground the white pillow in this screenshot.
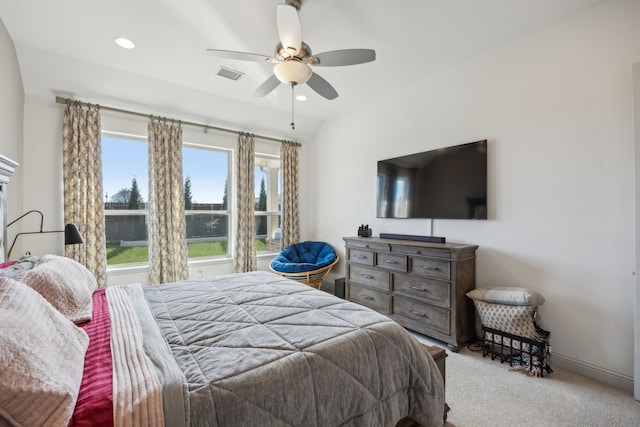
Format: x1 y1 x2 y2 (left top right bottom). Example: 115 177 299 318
15 254 98 323
0 277 89 427
471 299 538 339
466 286 545 306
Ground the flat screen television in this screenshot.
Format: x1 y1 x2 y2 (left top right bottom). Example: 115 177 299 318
376 140 487 219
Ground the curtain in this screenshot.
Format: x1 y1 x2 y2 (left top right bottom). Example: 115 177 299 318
281 140 300 249
63 103 107 287
233 132 257 273
148 118 188 284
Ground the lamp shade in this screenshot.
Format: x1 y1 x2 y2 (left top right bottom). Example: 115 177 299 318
273 60 312 85
64 223 84 245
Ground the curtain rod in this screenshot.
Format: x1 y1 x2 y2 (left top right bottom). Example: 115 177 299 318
54 96 301 147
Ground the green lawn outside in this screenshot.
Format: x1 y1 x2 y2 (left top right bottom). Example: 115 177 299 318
107 238 268 265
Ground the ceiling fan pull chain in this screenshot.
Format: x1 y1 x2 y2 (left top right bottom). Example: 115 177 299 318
291 82 295 130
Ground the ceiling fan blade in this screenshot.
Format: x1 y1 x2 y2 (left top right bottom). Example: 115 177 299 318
306 73 338 100
277 4 302 55
253 74 282 97
207 49 277 63
312 49 376 66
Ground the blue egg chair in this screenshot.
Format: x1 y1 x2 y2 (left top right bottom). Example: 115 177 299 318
269 241 339 290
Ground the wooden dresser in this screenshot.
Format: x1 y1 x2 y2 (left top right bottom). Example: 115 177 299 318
343 236 478 350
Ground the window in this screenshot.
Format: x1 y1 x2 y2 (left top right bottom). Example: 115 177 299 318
103 134 232 266
255 155 281 253
183 144 231 259
102 134 149 265
102 131 277 266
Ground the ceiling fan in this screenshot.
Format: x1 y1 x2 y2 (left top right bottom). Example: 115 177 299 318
206 0 376 128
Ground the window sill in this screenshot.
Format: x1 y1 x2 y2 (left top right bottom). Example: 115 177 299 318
106 252 278 276
258 251 279 259
107 263 149 275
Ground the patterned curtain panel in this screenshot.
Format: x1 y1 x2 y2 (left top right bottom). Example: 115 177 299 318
148 119 188 284
281 140 300 249
63 103 107 288
233 132 257 273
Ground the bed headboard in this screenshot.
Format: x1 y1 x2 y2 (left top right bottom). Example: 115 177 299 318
0 154 19 263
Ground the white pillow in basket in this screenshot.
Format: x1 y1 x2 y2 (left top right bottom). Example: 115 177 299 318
471 300 537 339
466 286 545 306
467 287 544 339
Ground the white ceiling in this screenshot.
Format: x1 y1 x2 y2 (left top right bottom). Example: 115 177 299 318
0 0 607 141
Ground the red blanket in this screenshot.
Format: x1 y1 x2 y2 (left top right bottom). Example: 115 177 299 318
69 289 113 427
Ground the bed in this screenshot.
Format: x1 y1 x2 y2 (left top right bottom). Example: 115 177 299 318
0 158 445 427
1 256 445 427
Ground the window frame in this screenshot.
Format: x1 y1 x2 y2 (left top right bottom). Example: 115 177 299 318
101 129 283 271
254 153 282 254
102 131 150 268
182 141 233 261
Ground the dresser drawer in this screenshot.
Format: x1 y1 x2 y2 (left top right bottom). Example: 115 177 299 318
392 273 451 308
375 252 407 272
349 248 375 266
348 265 389 291
409 257 451 280
391 245 451 259
393 296 450 335
346 240 389 251
349 283 390 314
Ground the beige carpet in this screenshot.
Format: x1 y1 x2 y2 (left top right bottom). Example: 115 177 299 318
412 334 640 427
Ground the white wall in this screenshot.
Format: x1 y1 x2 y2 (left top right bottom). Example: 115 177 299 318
310 0 640 390
0 17 24 249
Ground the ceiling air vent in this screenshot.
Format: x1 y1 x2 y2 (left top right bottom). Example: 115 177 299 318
217 66 243 81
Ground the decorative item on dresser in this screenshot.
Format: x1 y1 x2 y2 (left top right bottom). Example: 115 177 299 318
343 236 478 351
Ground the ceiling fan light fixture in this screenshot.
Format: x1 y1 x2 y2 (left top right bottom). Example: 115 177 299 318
274 60 312 85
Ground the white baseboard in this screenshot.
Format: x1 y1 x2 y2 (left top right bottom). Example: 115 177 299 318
552 351 634 393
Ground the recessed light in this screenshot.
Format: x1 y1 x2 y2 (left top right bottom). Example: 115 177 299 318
296 94 308 101
114 37 135 49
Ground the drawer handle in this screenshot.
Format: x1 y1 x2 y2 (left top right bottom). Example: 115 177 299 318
360 274 374 279
384 260 399 264
353 254 367 259
421 265 439 270
410 310 427 317
410 286 427 292
361 294 374 300
415 250 422 255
